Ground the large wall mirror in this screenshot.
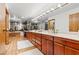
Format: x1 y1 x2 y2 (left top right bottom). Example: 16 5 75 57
69 13 79 32
48 19 55 31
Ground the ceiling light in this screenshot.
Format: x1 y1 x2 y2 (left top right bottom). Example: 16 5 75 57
46 10 50 13
57 3 62 8
46 8 54 13
50 8 54 11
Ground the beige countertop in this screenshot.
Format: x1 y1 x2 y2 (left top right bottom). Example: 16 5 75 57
29 30 79 41
9 31 22 33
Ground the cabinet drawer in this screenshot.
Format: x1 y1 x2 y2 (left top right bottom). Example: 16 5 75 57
42 34 53 41
65 46 79 55
54 42 65 55
65 39 79 50
42 39 47 54
36 39 42 45
54 36 65 45
31 41 36 46
35 37 42 42
35 43 41 50
35 33 41 37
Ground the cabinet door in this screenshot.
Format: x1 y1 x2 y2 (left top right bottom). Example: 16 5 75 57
54 36 65 45
35 33 42 42
65 39 79 50
47 40 53 55
26 32 30 40
35 43 41 51
65 46 79 55
27 32 32 40
54 42 65 55
42 39 47 55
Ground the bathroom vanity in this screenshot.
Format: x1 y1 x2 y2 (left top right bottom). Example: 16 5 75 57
26 31 79 55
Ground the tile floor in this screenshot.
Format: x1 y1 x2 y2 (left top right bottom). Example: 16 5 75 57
19 48 43 55
17 40 33 49
17 40 43 55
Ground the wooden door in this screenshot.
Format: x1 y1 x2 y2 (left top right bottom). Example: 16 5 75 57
0 4 6 44
5 8 9 44
65 46 79 55
54 42 65 55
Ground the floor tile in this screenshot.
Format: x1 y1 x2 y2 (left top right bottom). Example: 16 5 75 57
19 48 43 55
17 40 34 49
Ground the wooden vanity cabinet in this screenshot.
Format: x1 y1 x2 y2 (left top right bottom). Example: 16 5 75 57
54 42 65 55
30 32 35 42
34 33 42 50
27 32 42 51
30 32 36 46
54 36 79 55
65 39 79 50
26 32 32 40
26 32 54 55
54 36 65 55
26 32 79 55
42 36 47 54
64 39 79 55
47 38 54 55
42 34 54 55
35 33 42 45
65 46 79 55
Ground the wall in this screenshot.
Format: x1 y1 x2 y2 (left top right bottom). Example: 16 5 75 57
38 22 45 30
48 7 79 33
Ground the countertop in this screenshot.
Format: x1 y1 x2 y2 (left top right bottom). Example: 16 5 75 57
28 30 79 41
8 30 29 33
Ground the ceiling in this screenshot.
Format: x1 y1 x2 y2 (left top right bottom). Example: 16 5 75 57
7 3 79 22
7 3 64 18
